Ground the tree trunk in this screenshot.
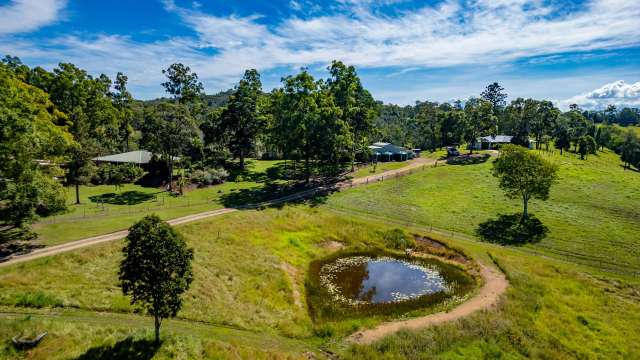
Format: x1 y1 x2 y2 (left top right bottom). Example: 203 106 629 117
521 195 529 224
239 149 245 170
305 155 310 184
154 315 161 345
75 183 80 205
168 156 174 192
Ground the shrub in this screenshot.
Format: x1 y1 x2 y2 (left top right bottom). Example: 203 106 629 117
92 164 144 185
383 228 416 250
190 168 229 186
14 291 63 308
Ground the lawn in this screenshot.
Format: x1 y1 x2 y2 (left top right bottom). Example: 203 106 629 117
33 159 284 245
327 148 640 275
1 205 639 359
350 161 407 178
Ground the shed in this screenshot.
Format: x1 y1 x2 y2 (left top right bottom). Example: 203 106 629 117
368 142 414 162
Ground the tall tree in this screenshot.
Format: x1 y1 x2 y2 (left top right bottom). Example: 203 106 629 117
119 215 193 345
463 98 496 154
481 82 507 116
0 64 72 226
112 72 134 151
161 63 204 105
553 117 571 155
415 102 441 152
620 130 640 170
531 100 559 150
141 103 199 191
492 145 558 223
217 69 266 170
327 61 377 170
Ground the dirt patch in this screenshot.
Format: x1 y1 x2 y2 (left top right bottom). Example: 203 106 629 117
321 240 345 251
347 263 508 344
281 262 303 308
413 235 469 264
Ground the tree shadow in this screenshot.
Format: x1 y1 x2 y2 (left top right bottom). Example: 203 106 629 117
220 180 339 209
75 337 160 360
0 226 42 261
446 154 491 165
89 191 158 205
476 213 548 245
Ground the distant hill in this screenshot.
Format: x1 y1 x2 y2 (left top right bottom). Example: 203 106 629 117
142 89 234 108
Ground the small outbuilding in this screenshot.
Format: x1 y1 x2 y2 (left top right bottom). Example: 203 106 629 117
368 142 414 162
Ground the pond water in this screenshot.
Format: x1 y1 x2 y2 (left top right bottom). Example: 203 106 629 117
319 256 449 305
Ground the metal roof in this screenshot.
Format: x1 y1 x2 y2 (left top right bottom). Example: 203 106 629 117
369 143 411 155
479 135 512 143
93 150 154 164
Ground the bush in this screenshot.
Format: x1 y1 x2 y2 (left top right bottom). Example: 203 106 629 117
14 291 63 308
383 228 416 250
92 164 145 185
190 168 229 186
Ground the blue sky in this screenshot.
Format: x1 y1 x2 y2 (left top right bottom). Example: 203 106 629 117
1 0 639 109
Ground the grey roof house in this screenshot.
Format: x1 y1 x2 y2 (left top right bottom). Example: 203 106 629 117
92 150 180 165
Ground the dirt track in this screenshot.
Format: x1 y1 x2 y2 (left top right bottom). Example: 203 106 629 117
0 158 437 268
347 263 508 345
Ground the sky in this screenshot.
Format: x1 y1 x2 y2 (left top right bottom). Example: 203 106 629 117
1 0 639 110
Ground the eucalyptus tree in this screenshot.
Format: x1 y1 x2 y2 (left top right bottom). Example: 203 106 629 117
112 72 134 151
141 103 199 191
326 61 377 171
217 69 266 170
161 63 204 105
531 101 559 150
463 98 496 153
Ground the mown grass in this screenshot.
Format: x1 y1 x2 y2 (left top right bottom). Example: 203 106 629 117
327 148 640 275
33 159 283 245
350 162 407 178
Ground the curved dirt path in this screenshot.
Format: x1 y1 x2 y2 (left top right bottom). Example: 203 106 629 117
0 158 437 268
347 263 508 345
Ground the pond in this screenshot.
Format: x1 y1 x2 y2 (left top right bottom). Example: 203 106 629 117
307 251 476 320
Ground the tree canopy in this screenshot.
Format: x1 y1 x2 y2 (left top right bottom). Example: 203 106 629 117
119 215 194 345
492 144 558 223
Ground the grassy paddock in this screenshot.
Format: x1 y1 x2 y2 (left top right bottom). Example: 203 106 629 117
327 148 640 275
1 205 639 358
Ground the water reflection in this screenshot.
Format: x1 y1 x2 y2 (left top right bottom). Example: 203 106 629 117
320 256 448 304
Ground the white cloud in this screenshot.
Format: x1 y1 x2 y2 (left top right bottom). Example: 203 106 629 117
2 0 640 101
561 80 640 110
0 0 66 34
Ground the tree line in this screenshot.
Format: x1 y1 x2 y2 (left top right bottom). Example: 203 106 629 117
375 82 640 163
2 54 639 230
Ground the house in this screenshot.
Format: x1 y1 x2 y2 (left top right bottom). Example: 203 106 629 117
368 142 414 162
92 150 155 165
92 150 180 166
468 135 535 150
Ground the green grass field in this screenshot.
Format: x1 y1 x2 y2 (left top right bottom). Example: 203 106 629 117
349 161 407 178
2 147 639 358
33 160 285 245
327 148 640 275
